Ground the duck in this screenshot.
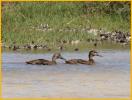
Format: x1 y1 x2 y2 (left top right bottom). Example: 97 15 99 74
26 53 66 65
65 50 102 65
77 50 102 65
12 42 20 51
74 48 79 51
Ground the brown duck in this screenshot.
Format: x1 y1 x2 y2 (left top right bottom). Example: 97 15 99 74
65 50 102 65
26 53 66 65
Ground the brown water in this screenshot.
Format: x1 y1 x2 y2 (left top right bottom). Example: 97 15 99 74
2 50 130 98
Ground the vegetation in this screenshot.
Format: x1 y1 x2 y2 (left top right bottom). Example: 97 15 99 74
2 2 130 46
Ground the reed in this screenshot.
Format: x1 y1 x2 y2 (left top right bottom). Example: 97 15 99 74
2 2 130 46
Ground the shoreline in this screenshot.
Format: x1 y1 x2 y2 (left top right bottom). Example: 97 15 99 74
2 41 130 54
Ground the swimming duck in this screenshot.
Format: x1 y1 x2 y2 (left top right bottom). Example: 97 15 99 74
26 53 66 65
77 50 102 65
65 50 102 65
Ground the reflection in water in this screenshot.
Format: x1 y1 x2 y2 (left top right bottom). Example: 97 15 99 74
2 50 130 98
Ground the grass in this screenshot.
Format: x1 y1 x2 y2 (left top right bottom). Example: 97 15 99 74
2 2 130 47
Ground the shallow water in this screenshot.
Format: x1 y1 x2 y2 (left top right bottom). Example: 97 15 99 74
2 50 130 98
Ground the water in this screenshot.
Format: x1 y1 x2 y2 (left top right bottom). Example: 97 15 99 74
2 50 130 98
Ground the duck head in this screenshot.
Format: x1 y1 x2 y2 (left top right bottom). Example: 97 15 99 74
52 53 66 61
88 50 102 60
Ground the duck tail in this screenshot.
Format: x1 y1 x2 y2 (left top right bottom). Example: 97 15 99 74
26 61 31 64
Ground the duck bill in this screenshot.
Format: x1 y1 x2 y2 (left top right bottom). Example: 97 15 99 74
60 57 67 61
96 53 103 57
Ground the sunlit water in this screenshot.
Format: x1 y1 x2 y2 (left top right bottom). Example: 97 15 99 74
2 50 130 98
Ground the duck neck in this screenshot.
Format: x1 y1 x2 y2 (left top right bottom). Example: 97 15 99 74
89 54 93 60
52 58 57 64
88 56 94 63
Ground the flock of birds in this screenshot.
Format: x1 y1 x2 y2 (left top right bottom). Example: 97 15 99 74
26 50 102 65
2 30 130 52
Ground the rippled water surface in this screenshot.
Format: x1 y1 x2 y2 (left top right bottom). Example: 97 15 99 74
2 50 130 98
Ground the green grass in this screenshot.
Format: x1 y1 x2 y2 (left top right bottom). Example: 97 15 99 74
2 2 130 47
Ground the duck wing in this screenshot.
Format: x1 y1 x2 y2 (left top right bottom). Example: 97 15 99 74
65 59 79 64
77 59 89 64
42 60 55 65
26 59 50 65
